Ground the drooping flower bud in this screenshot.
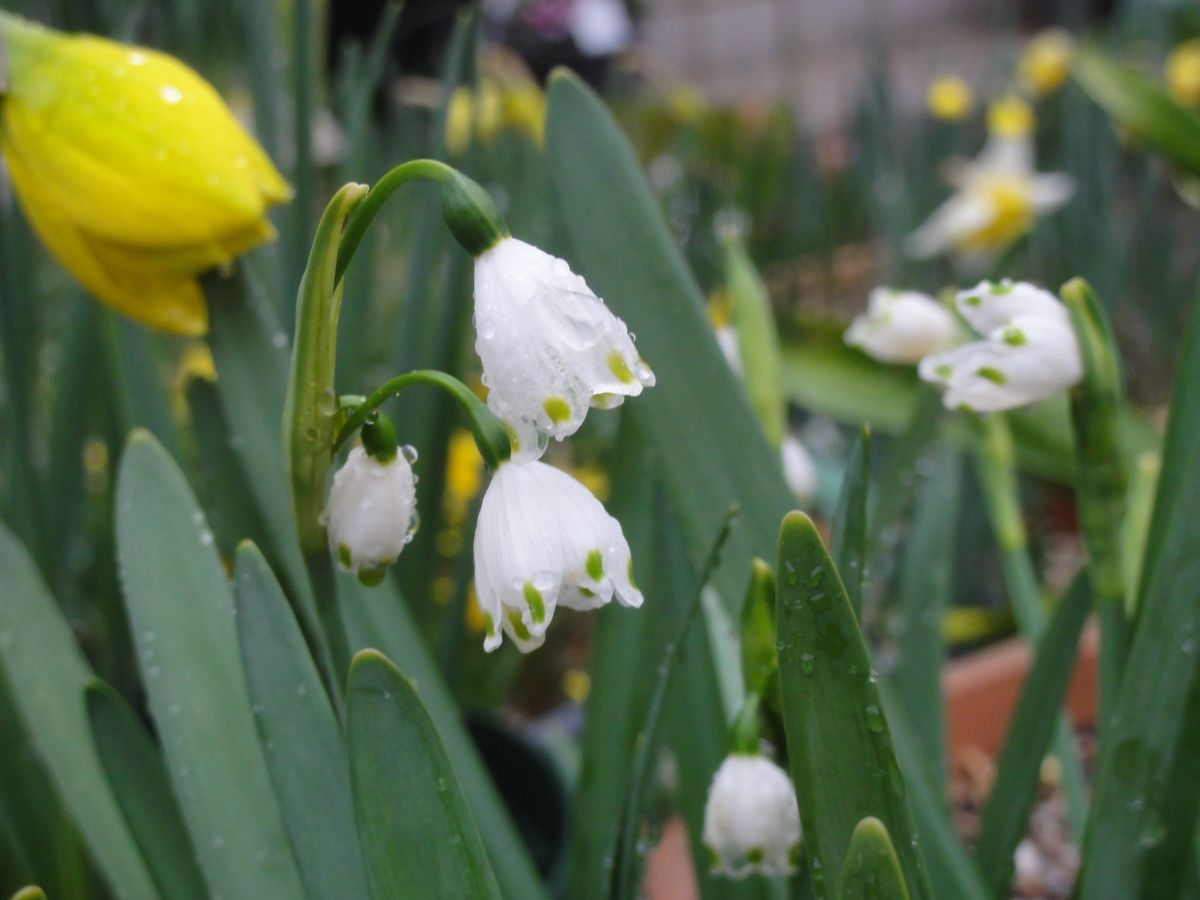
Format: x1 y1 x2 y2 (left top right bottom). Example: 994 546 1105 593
472 237 654 457
845 288 959 364
472 459 642 652
702 754 802 879
0 13 290 334
919 280 1082 412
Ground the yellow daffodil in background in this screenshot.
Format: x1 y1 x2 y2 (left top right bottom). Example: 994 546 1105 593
0 13 290 334
1166 38 1200 108
907 96 1074 267
926 75 975 122
445 49 547 156
1019 30 1073 98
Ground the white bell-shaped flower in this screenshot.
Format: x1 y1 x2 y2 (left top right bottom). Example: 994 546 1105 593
845 287 960 364
322 446 418 584
473 459 643 652
918 280 1082 412
473 237 654 457
780 434 817 505
703 754 802 879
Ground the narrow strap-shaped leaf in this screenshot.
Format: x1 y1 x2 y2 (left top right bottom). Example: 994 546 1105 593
84 681 207 900
832 428 871 619
741 559 779 699
890 445 960 797
10 887 46 900
233 542 369 899
837 818 909 900
347 649 502 900
975 573 1091 896
1079 293 1200 897
116 431 307 900
0 522 159 900
777 512 931 900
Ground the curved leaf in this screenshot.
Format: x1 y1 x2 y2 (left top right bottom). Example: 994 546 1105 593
837 817 909 900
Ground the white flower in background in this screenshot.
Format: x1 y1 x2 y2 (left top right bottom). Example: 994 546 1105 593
703 754 802 879
780 434 817 504
473 237 654 457
322 446 418 584
906 98 1074 266
473 459 643 652
844 287 959 364
918 280 1082 412
568 0 633 57
714 323 744 375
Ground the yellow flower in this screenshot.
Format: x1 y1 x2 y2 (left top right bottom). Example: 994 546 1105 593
987 95 1035 138
0 13 290 334
1019 30 1073 97
501 82 546 148
926 76 974 122
444 81 503 156
1167 38 1200 108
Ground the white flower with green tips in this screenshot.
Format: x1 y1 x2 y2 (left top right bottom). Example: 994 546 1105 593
918 280 1082 412
473 459 643 652
703 754 802 879
845 287 959 364
322 446 418 585
473 237 654 457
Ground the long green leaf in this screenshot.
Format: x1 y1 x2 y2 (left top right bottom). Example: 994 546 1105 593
337 575 548 899
1079 292 1200 897
831 427 870 618
115 431 307 899
890 445 960 796
975 573 1091 896
0 522 158 900
777 512 930 900
84 681 207 900
837 818 909 900
233 542 369 899
347 649 502 900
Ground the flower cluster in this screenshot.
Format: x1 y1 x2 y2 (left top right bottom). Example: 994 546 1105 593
846 280 1082 412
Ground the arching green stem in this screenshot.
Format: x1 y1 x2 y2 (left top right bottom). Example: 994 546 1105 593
335 369 511 471
335 158 508 284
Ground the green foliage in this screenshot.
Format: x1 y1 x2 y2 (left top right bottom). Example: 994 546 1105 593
837 818 910 900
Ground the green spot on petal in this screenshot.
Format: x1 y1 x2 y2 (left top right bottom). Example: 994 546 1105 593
543 396 570 425
990 280 1015 294
964 294 982 306
1003 327 1026 346
507 610 532 641
608 352 635 385
523 581 546 625
338 544 353 569
935 364 953 378
358 564 388 587
746 848 765 865
586 549 604 581
977 366 1007 384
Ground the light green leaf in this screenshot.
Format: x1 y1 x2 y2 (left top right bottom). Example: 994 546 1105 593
741 559 778 699
233 542 369 899
776 512 930 900
837 817 910 900
115 431 307 900
347 649 502 900
84 681 207 900
0 521 158 900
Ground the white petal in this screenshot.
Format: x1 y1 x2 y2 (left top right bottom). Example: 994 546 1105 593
954 280 1070 336
845 287 960 364
322 447 417 575
780 434 817 504
472 459 642 652
473 237 654 455
905 193 993 259
1029 173 1075 212
703 754 801 879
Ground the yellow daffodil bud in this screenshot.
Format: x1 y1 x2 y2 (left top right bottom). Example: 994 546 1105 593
0 13 290 334
987 95 1035 138
1019 30 1073 97
927 76 975 122
501 83 547 148
1166 38 1200 108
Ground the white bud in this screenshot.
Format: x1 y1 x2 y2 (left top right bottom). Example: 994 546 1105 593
780 434 817 505
322 447 417 582
845 287 959 364
703 754 802 879
473 237 653 457
473 459 642 652
919 279 1082 412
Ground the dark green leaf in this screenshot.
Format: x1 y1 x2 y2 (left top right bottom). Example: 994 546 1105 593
777 512 930 900
831 428 870 618
115 431 307 899
84 681 207 900
837 817 909 900
233 543 369 899
975 573 1091 896
347 650 502 900
0 522 158 900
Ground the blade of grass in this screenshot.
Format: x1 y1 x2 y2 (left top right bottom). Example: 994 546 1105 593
831 427 870 619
